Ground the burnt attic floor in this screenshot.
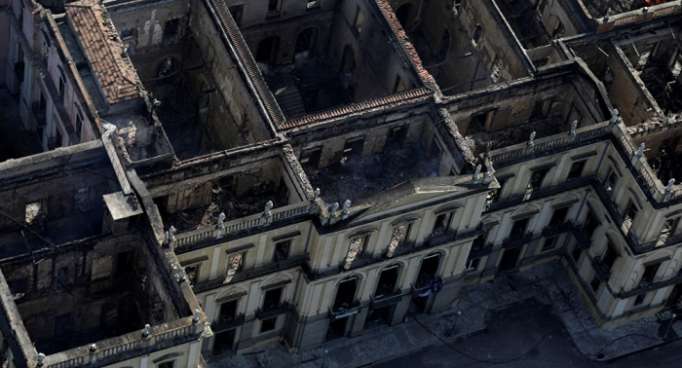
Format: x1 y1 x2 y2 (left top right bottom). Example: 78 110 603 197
583 0 650 17
467 115 574 155
161 180 290 231
640 63 682 115
0 210 104 260
263 58 352 119
0 89 42 162
307 144 441 205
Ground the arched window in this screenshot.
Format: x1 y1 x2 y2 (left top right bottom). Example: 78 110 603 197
415 253 441 288
375 264 400 297
333 276 359 310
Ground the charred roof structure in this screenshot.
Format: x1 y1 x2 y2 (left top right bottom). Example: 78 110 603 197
1 0 682 367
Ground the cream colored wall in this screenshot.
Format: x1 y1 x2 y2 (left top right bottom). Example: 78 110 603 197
105 340 201 368
178 221 311 285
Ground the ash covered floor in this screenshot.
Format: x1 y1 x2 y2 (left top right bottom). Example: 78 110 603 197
583 0 650 17
308 144 441 205
163 181 290 231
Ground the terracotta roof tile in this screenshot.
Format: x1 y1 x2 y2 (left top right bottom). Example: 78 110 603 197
280 88 432 130
65 0 140 106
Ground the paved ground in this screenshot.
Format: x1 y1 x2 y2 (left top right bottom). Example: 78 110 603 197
374 299 592 368
375 299 682 368
465 263 682 360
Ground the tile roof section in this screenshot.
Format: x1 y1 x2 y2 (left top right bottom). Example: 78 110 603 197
280 88 432 130
373 0 439 92
65 0 140 106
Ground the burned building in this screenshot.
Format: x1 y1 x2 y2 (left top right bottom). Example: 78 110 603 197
1 0 682 367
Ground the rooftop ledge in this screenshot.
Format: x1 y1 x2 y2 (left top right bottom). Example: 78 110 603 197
588 0 682 30
44 316 206 368
485 118 682 206
172 174 493 251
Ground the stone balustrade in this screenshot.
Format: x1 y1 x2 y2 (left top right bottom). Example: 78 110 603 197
174 202 312 251
46 317 201 368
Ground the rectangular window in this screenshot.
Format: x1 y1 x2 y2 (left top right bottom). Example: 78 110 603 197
542 236 558 252
466 256 480 271
375 265 399 297
567 160 586 179
432 212 454 236
488 176 508 204
470 111 489 132
601 240 618 273
273 240 291 262
583 209 599 240
529 167 550 190
219 299 238 323
471 233 486 252
624 201 639 223
416 254 441 288
162 19 180 42
641 262 661 285
262 287 283 311
260 317 277 333
91 255 113 281
633 293 646 306
510 217 530 238
334 277 358 309
343 137 365 161
658 217 680 245
300 147 322 169
184 264 200 284
386 125 408 148
622 200 638 234
549 207 569 227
